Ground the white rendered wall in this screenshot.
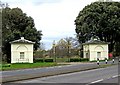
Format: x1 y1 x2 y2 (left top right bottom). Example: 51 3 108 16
83 44 108 61
11 43 33 63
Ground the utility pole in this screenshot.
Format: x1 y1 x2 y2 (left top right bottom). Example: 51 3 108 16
78 50 80 57
68 41 71 62
0 2 2 64
0 1 9 64
52 40 56 62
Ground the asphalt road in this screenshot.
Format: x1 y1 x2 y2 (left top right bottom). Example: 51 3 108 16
9 65 119 84
99 77 119 83
90 77 119 85
2 62 98 82
1 59 119 83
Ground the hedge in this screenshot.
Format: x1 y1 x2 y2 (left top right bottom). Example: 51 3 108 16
34 58 44 63
34 58 53 62
70 58 80 62
45 58 53 62
2 64 11 67
34 58 89 62
70 58 89 62
80 58 89 62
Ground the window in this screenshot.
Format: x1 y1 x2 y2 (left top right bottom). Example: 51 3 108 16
97 52 101 58
20 52 24 59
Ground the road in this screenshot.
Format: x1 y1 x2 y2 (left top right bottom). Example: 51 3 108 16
5 65 119 85
1 59 119 83
2 62 98 82
90 77 119 85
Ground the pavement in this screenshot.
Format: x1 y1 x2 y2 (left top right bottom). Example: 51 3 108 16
1 59 119 83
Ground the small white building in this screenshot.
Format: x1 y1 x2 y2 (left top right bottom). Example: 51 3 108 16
83 36 109 61
10 37 35 63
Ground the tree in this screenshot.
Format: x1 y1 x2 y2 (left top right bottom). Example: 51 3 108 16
2 6 42 63
75 1 120 54
39 42 45 51
50 37 81 59
56 39 68 57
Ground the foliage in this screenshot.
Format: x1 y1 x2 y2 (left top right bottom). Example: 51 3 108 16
55 57 69 62
45 58 53 62
70 58 89 62
34 58 53 63
114 42 120 56
34 58 44 63
75 2 120 53
39 42 45 50
56 39 68 57
80 58 89 62
2 6 42 63
34 50 46 58
70 58 80 62
50 37 81 58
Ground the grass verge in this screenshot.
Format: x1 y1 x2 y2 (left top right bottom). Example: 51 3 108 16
1 62 115 71
1 62 64 71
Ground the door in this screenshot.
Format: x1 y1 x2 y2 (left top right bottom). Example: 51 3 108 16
86 53 89 58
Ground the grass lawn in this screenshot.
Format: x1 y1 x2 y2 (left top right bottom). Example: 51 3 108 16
1 62 60 71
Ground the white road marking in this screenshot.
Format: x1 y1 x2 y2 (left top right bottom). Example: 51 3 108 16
112 75 119 78
91 79 104 84
89 74 119 85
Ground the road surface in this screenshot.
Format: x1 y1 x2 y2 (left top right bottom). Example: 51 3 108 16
1 59 119 83
6 65 119 85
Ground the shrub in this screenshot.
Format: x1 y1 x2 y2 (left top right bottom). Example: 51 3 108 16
45 58 53 62
2 64 11 67
70 58 80 62
34 58 43 63
80 58 89 62
34 58 54 62
70 58 89 62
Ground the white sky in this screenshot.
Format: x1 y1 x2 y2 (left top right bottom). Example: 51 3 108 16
2 0 120 50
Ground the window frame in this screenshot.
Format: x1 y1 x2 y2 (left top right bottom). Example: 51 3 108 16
20 52 24 59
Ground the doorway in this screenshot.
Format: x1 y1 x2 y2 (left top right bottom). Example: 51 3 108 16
86 53 89 58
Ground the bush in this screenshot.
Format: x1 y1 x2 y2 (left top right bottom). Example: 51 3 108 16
2 64 11 67
70 58 80 62
34 58 43 63
45 58 53 62
34 58 54 63
80 58 89 62
70 58 89 62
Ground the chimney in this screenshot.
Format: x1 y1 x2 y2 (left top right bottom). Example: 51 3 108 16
21 37 24 40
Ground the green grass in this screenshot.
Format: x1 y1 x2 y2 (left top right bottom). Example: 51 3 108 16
1 62 59 71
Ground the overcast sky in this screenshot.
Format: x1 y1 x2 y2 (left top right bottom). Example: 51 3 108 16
2 0 119 50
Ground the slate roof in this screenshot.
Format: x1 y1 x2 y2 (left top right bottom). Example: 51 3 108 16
10 37 35 44
83 37 109 45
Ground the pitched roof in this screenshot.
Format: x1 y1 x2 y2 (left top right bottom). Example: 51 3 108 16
83 36 109 45
10 37 35 44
